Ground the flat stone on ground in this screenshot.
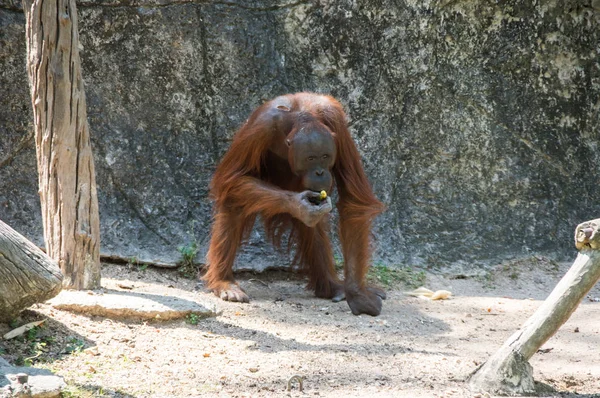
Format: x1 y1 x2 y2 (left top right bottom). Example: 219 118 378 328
47 289 218 321
0 359 66 398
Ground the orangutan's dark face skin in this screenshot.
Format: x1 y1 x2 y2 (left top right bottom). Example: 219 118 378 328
288 129 336 193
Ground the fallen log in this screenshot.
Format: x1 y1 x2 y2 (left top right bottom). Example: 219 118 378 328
469 218 600 395
0 219 63 323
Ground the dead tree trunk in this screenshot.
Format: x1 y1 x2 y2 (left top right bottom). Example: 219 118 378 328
469 218 600 396
0 219 63 323
22 0 101 289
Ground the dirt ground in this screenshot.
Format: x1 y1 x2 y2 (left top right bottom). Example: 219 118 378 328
2 257 600 398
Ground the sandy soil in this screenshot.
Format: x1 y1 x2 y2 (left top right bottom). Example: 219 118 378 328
2 258 600 398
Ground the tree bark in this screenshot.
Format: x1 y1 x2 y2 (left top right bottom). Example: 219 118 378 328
469 219 600 396
22 0 101 289
0 220 63 323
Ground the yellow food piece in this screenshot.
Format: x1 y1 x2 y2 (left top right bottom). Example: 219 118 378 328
430 290 452 300
319 190 327 200
405 287 452 301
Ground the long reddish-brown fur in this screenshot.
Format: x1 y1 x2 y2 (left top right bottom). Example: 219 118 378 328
203 92 385 315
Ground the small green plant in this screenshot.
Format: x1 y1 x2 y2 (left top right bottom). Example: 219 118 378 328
129 256 149 271
24 340 47 366
477 270 496 289
178 241 199 278
40 335 55 345
128 256 138 267
10 326 55 366
186 313 201 325
368 264 426 289
26 326 40 341
500 261 520 281
333 254 343 271
179 242 199 263
65 338 85 354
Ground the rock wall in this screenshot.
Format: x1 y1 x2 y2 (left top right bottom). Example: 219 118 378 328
1 0 599 270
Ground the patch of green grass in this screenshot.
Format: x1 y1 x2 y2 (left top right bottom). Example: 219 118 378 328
186 313 201 325
367 264 426 289
178 241 199 279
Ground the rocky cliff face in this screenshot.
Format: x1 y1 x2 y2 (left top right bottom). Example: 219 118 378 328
1 0 599 270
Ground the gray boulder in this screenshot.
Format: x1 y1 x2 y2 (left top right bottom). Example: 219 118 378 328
0 0 598 270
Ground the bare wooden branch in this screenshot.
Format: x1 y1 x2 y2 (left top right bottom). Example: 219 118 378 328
22 0 101 289
0 219 63 323
469 219 600 395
